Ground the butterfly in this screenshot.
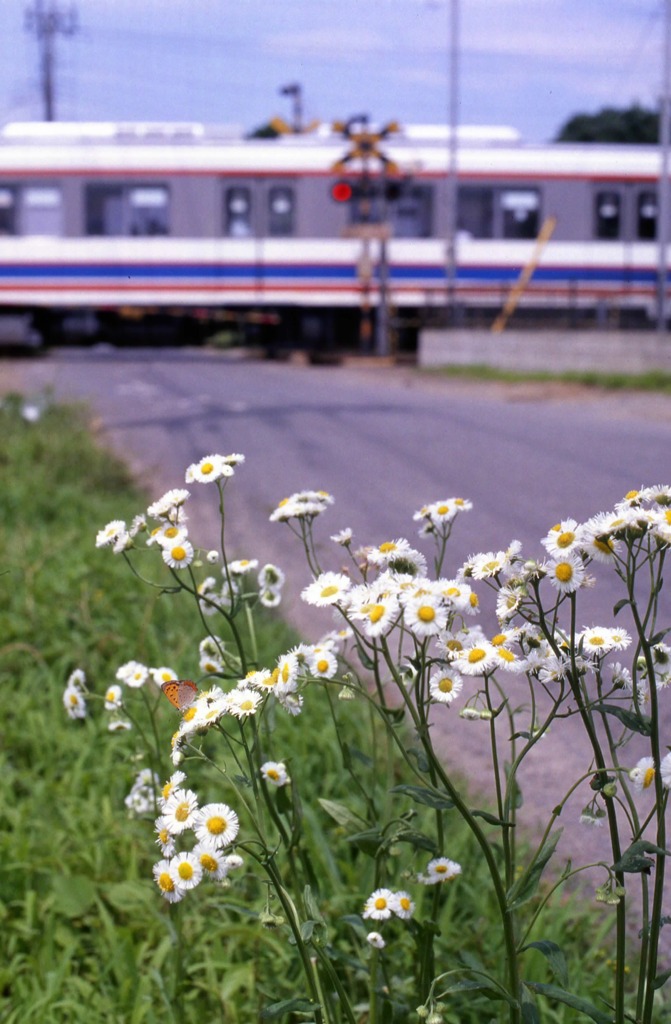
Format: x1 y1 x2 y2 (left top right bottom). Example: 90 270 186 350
161 678 199 711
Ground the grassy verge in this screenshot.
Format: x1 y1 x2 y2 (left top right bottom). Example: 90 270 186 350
422 362 671 393
0 395 623 1022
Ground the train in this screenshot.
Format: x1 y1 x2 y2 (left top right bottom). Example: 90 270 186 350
0 118 669 350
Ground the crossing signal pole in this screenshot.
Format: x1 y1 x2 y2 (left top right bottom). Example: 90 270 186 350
24 0 78 121
331 116 402 356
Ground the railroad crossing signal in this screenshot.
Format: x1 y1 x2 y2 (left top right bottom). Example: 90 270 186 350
331 115 401 176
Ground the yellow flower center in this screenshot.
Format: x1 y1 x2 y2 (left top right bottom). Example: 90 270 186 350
497 648 516 663
469 593 479 608
374 897 388 910
267 768 280 781
417 605 436 623
183 706 197 722
200 462 214 476
437 504 450 515
201 854 218 872
434 864 448 874
316 659 330 674
587 635 605 647
491 633 506 646
594 538 614 555
625 490 639 500
175 802 191 823
171 545 186 561
378 542 397 553
239 699 255 712
557 531 575 548
467 648 486 664
206 815 227 835
555 563 573 583
437 676 454 693
368 604 385 624
158 871 174 892
399 896 411 911
320 585 339 598
644 767 655 789
177 861 194 881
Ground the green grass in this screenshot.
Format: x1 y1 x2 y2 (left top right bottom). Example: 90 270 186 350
0 395 641 1023
422 362 671 393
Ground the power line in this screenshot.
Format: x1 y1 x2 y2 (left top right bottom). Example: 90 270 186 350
24 0 78 121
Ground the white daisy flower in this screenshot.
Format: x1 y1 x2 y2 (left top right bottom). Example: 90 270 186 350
302 571 352 607
63 684 87 719
104 684 123 710
261 761 290 787
154 816 177 857
330 528 353 546
309 647 339 679
629 757 656 793
95 519 127 549
162 540 195 570
229 558 259 575
541 519 584 558
170 851 203 891
193 802 240 847
403 593 448 639
153 859 184 903
418 857 462 885
193 838 231 880
147 489 190 521
163 788 200 834
390 890 415 920
226 687 263 719
116 660 150 688
429 668 464 704
185 454 232 484
547 556 586 594
366 931 386 949
362 888 395 921
660 753 671 790
451 642 499 676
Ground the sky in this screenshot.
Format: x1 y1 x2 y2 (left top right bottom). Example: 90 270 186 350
0 0 666 143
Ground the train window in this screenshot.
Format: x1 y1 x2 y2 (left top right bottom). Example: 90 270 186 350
638 190 657 240
225 187 253 237
128 187 169 235
0 187 17 235
595 191 621 239
86 184 170 236
268 186 294 236
391 185 432 238
457 187 493 239
20 186 63 236
501 189 540 239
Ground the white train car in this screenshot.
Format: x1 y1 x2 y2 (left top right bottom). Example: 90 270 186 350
0 120 667 347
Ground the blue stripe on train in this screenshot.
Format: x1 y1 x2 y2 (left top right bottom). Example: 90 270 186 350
0 263 661 285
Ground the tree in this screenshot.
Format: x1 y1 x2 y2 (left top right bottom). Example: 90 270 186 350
554 104 659 144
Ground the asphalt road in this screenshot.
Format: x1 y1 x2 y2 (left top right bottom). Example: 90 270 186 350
5 346 671 890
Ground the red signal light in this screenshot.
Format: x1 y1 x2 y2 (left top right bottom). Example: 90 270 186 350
331 181 353 203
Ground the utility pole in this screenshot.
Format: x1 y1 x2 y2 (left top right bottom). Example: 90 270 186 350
445 0 460 325
24 0 78 121
658 0 671 333
279 82 303 133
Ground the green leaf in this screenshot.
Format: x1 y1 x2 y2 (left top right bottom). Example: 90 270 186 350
346 828 384 857
654 968 671 990
389 783 453 810
522 940 569 988
472 808 514 828
507 830 563 910
520 986 541 1024
51 874 97 918
612 597 630 617
593 702 652 736
261 997 318 1018
393 828 439 854
524 982 612 1024
613 839 670 875
318 798 368 831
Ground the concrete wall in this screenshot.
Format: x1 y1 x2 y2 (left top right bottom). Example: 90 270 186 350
418 329 671 374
